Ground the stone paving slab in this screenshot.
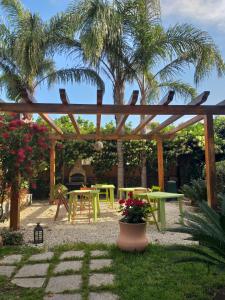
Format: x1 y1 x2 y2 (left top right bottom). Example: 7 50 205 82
12 277 45 288
89 273 115 287
60 251 85 260
90 259 112 270
90 250 109 257
0 254 22 265
15 263 49 278
0 266 16 277
46 275 82 293
29 252 54 262
89 292 119 300
54 261 82 274
44 294 82 300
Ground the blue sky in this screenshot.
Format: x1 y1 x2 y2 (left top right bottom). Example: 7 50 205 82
2 0 225 126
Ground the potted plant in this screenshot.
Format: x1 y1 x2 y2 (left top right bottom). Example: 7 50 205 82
117 193 150 252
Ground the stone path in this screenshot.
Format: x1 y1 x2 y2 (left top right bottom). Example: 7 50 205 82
0 249 118 300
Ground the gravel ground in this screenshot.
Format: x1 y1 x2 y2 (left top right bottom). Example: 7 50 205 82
0 200 193 248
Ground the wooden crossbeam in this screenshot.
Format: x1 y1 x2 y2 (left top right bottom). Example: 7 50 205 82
115 90 139 135
96 90 103 136
164 99 225 137
2 102 225 116
59 89 80 135
132 91 175 134
61 133 161 141
147 91 210 137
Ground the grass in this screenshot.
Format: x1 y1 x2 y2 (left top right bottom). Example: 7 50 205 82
0 243 224 299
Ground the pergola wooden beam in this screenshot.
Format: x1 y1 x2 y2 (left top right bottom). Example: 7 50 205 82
39 113 63 136
115 90 139 135
61 133 161 141
3 103 225 116
59 89 80 135
96 90 103 136
157 138 164 191
204 114 217 208
147 91 210 137
132 90 175 134
21 90 63 136
163 99 225 138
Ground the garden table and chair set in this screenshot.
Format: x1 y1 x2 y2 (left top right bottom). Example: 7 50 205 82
53 183 184 231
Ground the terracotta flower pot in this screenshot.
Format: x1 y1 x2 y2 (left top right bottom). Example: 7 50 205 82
117 221 149 252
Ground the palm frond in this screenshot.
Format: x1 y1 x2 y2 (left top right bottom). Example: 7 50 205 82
158 80 196 101
0 0 29 27
42 67 105 91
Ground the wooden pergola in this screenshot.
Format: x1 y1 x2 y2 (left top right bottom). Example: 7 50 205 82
1 88 225 229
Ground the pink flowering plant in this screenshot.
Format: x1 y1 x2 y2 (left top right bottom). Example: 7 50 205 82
118 192 150 224
0 114 50 190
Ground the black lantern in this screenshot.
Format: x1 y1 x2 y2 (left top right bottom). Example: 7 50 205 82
34 223 43 244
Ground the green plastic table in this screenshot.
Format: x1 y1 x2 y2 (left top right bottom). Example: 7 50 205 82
67 189 100 222
138 192 184 231
93 184 115 208
118 187 144 199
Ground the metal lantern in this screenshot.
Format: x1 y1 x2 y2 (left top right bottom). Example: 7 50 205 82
34 223 43 244
94 141 104 151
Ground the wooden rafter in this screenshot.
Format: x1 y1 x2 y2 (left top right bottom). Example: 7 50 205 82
115 90 139 135
21 90 63 136
59 89 80 135
132 90 175 134
147 91 210 137
96 90 103 136
38 113 63 135
164 99 225 137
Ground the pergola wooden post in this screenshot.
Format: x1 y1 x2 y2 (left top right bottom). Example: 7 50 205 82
50 140 56 204
204 114 217 208
157 138 165 191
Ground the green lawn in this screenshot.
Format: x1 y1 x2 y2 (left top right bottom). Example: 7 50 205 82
0 243 224 300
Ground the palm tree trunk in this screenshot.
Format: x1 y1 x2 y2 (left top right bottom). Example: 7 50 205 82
140 86 147 187
114 80 125 193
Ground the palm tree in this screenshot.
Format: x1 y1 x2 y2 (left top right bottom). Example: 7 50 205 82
0 0 104 103
49 0 224 189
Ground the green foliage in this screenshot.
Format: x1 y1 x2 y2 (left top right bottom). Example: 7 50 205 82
168 197 225 269
0 229 23 245
215 161 225 194
181 179 207 204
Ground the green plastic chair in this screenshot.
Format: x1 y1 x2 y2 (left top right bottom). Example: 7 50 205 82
151 185 161 192
94 184 109 202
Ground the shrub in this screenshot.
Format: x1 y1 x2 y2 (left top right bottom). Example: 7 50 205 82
0 229 24 246
168 195 225 269
215 160 225 194
181 179 207 204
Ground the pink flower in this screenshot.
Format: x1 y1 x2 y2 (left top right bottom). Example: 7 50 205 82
2 133 9 139
25 146 32 152
23 133 32 143
8 126 16 131
118 199 125 205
